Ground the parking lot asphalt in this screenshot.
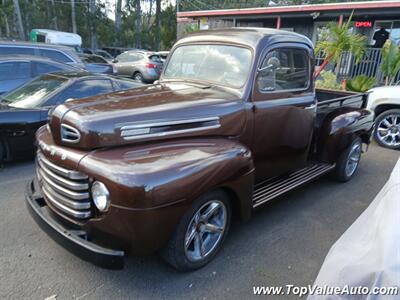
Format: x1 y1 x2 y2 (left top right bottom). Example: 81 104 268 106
0 143 399 300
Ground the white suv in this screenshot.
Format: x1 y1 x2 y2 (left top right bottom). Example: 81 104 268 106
367 86 400 149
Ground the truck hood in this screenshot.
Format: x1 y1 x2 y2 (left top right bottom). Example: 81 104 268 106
49 82 246 149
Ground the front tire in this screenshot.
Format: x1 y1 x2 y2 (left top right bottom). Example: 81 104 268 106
162 190 231 271
374 109 400 150
331 137 362 182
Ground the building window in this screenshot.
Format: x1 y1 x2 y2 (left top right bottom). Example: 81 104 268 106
372 21 400 47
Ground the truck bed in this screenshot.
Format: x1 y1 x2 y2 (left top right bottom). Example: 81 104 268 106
316 88 367 109
315 88 368 129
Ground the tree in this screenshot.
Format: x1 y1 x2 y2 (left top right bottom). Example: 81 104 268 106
115 0 122 46
50 0 58 30
155 0 161 51
134 0 141 48
314 14 366 78
380 40 400 86
13 0 25 40
1 0 176 51
89 0 97 49
0 4 11 37
71 0 77 34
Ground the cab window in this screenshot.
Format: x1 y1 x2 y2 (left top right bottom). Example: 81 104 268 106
257 48 310 93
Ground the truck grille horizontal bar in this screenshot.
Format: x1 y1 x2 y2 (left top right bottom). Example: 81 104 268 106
37 152 92 220
38 153 88 180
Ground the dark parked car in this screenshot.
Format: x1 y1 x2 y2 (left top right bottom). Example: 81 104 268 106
0 55 80 95
95 49 114 62
82 48 94 55
78 53 117 75
114 50 163 83
82 49 114 62
0 41 85 69
101 47 135 58
0 72 143 162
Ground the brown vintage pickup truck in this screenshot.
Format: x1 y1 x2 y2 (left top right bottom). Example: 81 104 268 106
25 28 374 271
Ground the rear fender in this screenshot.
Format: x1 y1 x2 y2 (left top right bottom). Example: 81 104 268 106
317 107 374 163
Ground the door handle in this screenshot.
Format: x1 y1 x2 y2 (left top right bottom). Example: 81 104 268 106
305 104 317 110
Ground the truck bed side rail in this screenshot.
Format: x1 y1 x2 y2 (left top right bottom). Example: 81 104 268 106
317 94 368 110
317 91 368 110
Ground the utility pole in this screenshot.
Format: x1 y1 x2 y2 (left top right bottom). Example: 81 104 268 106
71 0 77 33
13 0 25 40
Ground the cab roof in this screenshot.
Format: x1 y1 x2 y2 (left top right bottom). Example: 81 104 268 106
176 27 313 49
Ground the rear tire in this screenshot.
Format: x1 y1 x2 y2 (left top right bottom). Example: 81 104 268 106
132 72 144 83
374 109 400 150
331 137 362 182
161 190 231 271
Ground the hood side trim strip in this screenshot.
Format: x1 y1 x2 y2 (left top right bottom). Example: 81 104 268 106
119 116 220 130
119 117 221 141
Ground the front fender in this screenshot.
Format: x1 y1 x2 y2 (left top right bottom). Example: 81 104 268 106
317 107 374 163
78 138 254 253
80 137 253 209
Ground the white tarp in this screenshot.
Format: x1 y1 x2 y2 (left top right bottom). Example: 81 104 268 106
309 158 400 300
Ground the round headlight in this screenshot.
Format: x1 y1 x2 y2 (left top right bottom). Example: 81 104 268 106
91 181 110 212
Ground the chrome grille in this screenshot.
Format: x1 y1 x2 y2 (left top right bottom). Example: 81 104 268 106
36 152 92 219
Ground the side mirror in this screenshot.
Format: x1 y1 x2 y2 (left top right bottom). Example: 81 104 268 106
259 57 281 72
112 59 118 63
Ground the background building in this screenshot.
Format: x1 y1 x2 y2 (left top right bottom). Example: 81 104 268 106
177 0 400 83
177 0 400 47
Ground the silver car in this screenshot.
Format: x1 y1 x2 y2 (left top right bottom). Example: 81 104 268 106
113 51 163 83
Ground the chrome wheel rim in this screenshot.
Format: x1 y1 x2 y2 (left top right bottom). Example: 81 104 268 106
345 142 361 177
184 200 227 262
377 114 400 147
134 74 142 81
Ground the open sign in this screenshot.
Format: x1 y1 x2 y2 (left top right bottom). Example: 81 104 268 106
355 21 372 28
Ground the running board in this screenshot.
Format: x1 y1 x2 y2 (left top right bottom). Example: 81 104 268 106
252 163 335 208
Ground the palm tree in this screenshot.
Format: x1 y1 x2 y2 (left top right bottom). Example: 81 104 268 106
380 40 400 85
314 14 366 78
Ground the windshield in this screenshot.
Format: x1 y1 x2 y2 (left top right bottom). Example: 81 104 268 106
163 44 252 88
1 75 68 108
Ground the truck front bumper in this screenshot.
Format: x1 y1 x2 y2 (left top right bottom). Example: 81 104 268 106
25 179 125 270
